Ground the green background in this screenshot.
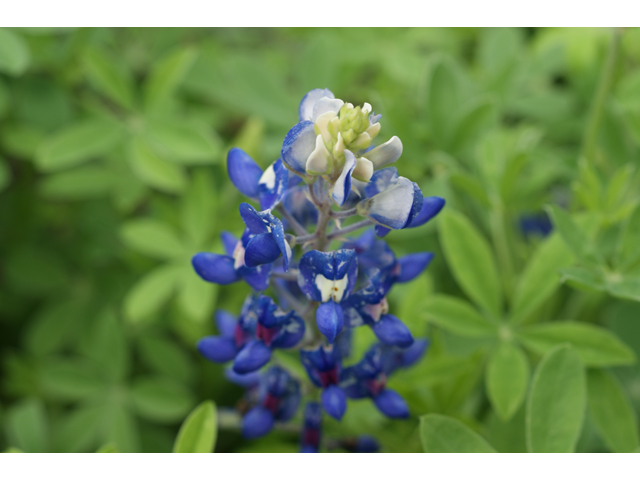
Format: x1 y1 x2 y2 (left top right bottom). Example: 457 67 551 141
1 27 640 453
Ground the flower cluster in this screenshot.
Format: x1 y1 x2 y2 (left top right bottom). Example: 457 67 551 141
192 89 445 452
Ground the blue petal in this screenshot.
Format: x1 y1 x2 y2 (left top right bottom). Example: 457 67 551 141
259 159 289 211
321 385 347 420
372 314 414 348
355 435 380 453
281 121 315 176
242 406 275 439
227 148 263 199
197 336 238 363
316 300 344 343
240 263 272 291
271 312 305 349
244 233 282 268
364 167 398 198
215 309 238 338
373 389 409 419
400 339 429 368
332 150 356 207
397 252 434 283
239 203 270 234
359 177 416 230
220 231 239 257
192 253 240 285
299 88 334 121
224 367 261 389
405 183 424 228
300 445 319 453
303 401 323 429
375 225 391 237
407 196 445 228
233 340 272 374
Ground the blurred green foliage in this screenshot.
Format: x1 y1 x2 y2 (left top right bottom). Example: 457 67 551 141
1 27 640 453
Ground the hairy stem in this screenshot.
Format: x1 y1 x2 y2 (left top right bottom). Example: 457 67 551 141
277 204 308 236
327 219 373 241
331 207 358 219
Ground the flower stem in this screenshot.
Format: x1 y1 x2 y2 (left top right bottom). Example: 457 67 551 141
327 219 373 241
277 204 308 236
331 207 358 219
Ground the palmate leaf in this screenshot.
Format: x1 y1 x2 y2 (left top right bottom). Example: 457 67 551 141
173 401 218 453
127 136 187 193
144 117 222 165
36 118 126 172
0 27 30 76
518 321 636 367
143 47 198 113
510 233 574 323
124 264 182 325
546 205 603 267
526 345 586 453
438 209 503 317
420 414 496 453
130 376 194 423
83 47 135 110
120 219 186 260
587 369 640 453
423 294 497 337
486 342 530 421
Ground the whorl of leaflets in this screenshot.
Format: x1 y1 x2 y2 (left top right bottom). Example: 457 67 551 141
192 89 445 452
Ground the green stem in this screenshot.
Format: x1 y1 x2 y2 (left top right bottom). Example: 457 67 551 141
581 28 624 164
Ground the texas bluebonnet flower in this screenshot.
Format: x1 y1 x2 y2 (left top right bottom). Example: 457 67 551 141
300 344 347 419
242 366 300 439
340 344 412 419
300 402 323 453
191 88 445 452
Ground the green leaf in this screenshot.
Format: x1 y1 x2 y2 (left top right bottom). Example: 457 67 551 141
587 369 639 453
607 276 640 303
0 28 30 76
439 209 503 316
419 414 496 453
80 310 130 382
181 170 218 247
526 345 586 452
83 47 135 110
423 294 497 337
36 118 125 172
39 359 103 401
120 219 185 259
96 443 118 453
560 266 607 292
55 404 105 453
178 267 218 322
5 398 48 453
124 264 182 325
173 401 217 453
24 300 86 355
0 157 11 192
138 336 195 382
511 233 574 322
486 342 530 421
144 118 221 165
518 321 636 367
425 57 463 145
144 47 198 111
131 376 194 423
449 97 497 152
103 403 139 453
127 136 187 193
40 165 115 199
617 205 640 270
546 205 603 267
